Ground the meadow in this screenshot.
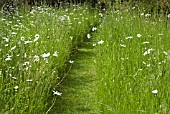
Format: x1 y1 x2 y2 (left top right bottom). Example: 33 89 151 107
95 4 170 114
1 1 170 114
0 4 99 113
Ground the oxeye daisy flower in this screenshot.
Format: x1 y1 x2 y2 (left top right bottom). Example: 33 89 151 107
152 89 158 94
26 79 33 82
24 41 32 44
5 55 12 61
98 40 104 44
23 62 30 66
120 44 126 47
12 32 17 35
92 27 97 31
137 34 141 38
3 37 9 42
53 91 62 96
53 51 58 57
87 34 91 39
70 36 73 40
5 44 9 47
34 34 40 42
158 34 163 36
93 44 96 46
21 37 25 41
14 86 19 90
142 42 149 44
41 52 50 58
11 46 16 50
145 14 151 17
69 60 74 64
33 55 40 62
126 36 133 39
143 48 154 56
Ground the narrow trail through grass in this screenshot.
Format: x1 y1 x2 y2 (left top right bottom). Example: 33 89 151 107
49 39 99 114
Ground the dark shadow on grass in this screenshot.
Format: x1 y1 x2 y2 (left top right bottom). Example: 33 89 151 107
49 40 98 114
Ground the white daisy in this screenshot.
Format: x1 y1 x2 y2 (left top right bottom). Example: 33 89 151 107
41 52 50 58
98 40 104 44
69 60 74 64
53 51 58 57
34 34 40 42
87 34 91 39
152 89 158 94
53 91 62 96
137 34 142 38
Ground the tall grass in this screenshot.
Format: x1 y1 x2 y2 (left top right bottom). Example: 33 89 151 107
0 4 99 113
95 5 170 113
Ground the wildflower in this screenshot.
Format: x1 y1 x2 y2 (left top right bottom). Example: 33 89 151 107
163 51 167 55
142 42 149 44
1 18 6 21
121 58 124 60
53 51 58 57
5 55 12 61
11 77 17 80
26 79 33 82
24 53 27 58
92 27 97 31
142 62 146 64
141 13 144 16
24 41 32 44
147 64 151 67
98 40 104 44
70 36 73 40
126 36 133 40
143 48 154 56
87 34 91 39
14 86 19 90
53 91 62 96
21 37 25 41
34 34 40 42
33 55 40 62
168 14 170 19
11 46 16 50
158 34 163 36
145 14 151 17
137 34 142 38
23 62 30 66
69 60 74 64
41 52 50 58
152 89 158 94
3 37 9 42
93 44 96 46
132 7 135 10
99 13 103 18
5 44 9 47
120 44 126 47
12 32 17 35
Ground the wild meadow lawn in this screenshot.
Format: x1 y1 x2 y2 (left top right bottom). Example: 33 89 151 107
95 7 170 113
0 5 99 113
1 2 170 114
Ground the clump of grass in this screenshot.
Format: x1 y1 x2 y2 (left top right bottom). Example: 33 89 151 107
94 4 170 113
0 4 99 113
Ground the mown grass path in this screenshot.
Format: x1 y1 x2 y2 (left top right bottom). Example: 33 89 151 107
49 40 99 114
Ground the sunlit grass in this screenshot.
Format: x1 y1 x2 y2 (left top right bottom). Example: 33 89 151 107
95 5 170 114
0 4 99 113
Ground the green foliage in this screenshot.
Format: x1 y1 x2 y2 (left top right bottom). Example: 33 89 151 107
0 4 98 113
94 5 170 113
